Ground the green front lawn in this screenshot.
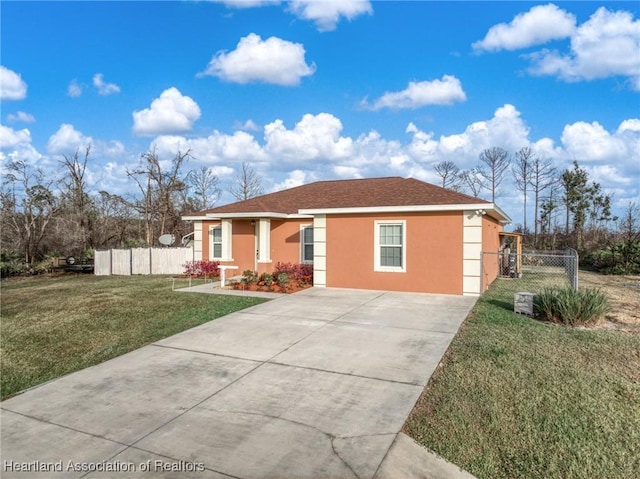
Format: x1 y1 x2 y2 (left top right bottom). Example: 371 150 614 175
405 279 640 479
0 275 267 400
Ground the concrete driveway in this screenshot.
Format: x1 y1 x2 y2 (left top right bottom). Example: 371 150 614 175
1 288 476 479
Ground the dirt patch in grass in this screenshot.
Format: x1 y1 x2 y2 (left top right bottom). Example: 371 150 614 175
579 270 640 334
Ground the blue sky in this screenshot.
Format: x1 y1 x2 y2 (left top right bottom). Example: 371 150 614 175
1 1 639 228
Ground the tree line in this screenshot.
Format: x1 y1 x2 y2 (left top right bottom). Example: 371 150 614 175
2 144 637 275
1 147 263 271
434 147 629 249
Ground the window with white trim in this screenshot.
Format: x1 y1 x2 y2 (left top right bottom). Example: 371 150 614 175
211 226 222 259
301 225 314 263
374 220 406 272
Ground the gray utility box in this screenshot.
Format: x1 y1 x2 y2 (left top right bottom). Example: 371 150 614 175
514 292 536 315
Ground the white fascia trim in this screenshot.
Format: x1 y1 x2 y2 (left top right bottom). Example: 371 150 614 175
204 212 313 220
492 204 512 224
299 203 512 223
299 204 492 215
181 215 210 221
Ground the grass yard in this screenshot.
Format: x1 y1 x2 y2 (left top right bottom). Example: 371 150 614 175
0 274 267 400
404 274 640 479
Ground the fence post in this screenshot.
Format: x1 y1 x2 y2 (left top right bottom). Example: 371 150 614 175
574 250 579 290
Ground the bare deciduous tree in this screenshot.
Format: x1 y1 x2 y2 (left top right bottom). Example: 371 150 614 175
478 147 510 202
60 146 94 253
2 160 61 264
459 169 487 198
186 166 221 211
512 147 535 234
126 149 191 245
230 162 263 201
434 161 462 191
530 155 557 246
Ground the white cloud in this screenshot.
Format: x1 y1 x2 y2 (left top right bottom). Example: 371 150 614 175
47 124 93 155
561 120 638 164
235 119 260 132
590 164 634 187
81 106 637 215
527 7 640 89
150 130 268 166
132 87 201 136
46 123 125 162
473 4 575 52
421 104 531 162
363 75 466 110
264 113 353 163
272 169 309 191
6 111 35 123
288 0 372 31
0 125 41 164
0 125 32 149
93 73 121 95
332 165 362 178
67 79 83 97
0 66 27 100
529 7 640 90
199 33 315 86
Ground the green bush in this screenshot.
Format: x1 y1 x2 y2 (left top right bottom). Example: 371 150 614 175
535 287 609 326
260 272 274 286
584 241 640 275
241 270 258 284
276 272 289 288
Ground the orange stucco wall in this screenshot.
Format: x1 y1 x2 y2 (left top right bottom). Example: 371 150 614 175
325 212 464 294
202 218 311 274
269 219 313 265
202 219 255 273
481 215 503 290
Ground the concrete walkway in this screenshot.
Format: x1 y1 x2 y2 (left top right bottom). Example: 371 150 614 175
1 287 476 479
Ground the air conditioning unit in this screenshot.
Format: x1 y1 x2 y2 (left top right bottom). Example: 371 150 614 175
514 292 535 315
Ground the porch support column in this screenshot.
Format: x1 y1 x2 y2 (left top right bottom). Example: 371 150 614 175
193 221 203 261
463 210 482 296
313 215 326 287
257 218 271 264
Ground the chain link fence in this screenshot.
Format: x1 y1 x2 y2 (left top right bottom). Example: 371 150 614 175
481 249 579 300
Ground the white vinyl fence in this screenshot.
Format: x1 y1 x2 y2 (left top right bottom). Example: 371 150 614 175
94 248 193 276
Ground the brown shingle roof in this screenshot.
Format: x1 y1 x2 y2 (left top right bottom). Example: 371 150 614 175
190 177 490 216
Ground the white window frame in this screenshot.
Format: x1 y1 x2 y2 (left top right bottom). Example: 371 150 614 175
374 220 406 273
210 225 223 259
209 220 233 261
300 224 314 264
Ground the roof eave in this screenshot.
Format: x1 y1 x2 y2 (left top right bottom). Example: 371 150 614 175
299 203 495 215
184 211 314 220
487 204 512 224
